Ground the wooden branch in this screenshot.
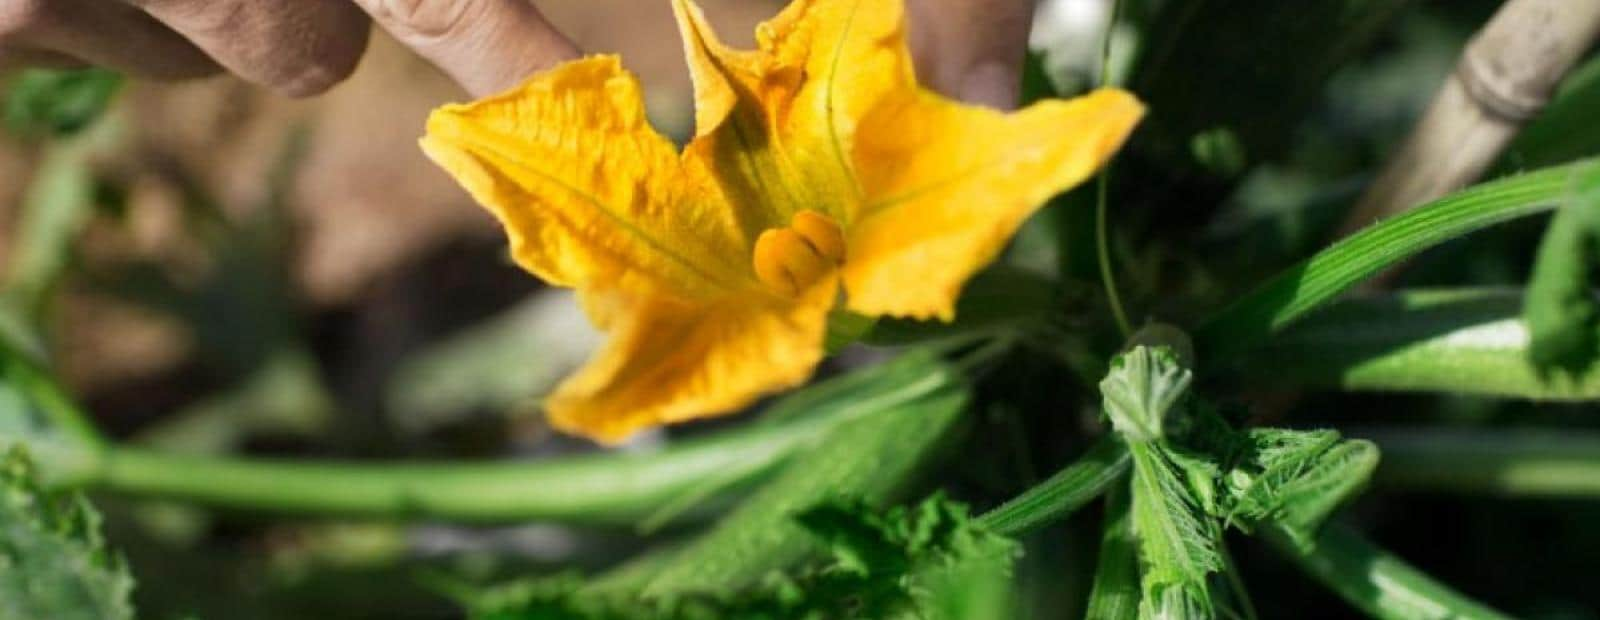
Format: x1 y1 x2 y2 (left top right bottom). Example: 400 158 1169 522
1338 0 1600 237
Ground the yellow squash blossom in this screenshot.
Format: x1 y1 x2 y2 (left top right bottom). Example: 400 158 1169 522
421 0 1144 443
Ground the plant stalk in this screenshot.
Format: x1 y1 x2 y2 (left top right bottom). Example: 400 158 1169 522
85 422 815 524
1339 0 1600 236
978 436 1130 537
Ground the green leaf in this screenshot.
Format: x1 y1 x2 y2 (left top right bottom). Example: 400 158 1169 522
1369 428 1600 498
0 447 135 620
1250 439 1377 544
1221 429 1378 551
2 69 122 138
460 495 1018 620
823 309 877 354
908 529 1017 620
0 337 104 481
1100 346 1220 619
592 380 970 597
1127 442 1222 620
1095 344 1383 619
1100 347 1194 442
1267 523 1510 620
1197 158 1600 360
794 503 909 577
1523 174 1600 373
1502 53 1600 171
1226 288 1600 399
797 494 1020 620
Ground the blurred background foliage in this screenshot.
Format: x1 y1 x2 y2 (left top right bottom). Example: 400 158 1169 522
2 0 1600 618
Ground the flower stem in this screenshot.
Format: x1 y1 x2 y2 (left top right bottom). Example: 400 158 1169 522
1095 0 1133 338
1096 171 1132 338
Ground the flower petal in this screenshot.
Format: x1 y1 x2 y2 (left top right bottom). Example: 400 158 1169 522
422 55 753 304
547 277 837 444
843 88 1145 321
761 0 918 221
671 0 913 232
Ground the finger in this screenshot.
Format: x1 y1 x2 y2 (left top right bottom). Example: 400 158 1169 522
126 0 371 97
1 0 217 79
0 47 89 74
352 0 579 98
906 0 1036 109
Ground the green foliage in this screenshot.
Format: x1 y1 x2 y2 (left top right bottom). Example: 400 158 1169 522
606 383 970 596
3 4 1592 617
1199 158 1600 360
1504 54 1600 171
1126 440 1221 619
1524 174 1600 373
823 309 878 353
2 68 122 138
1371 429 1600 498
1229 289 1600 399
0 337 103 482
1099 346 1193 442
1131 0 1407 170
459 494 1018 620
449 374 980 619
1220 430 1379 551
1098 346 1380 618
0 447 134 620
797 495 1020 620
1102 346 1220 619
1189 127 1248 178
1271 524 1512 620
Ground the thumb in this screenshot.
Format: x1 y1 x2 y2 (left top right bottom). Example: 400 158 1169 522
351 0 580 98
905 0 1036 109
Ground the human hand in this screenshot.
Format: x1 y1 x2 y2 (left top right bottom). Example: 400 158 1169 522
0 0 370 96
355 0 1037 106
0 0 1037 106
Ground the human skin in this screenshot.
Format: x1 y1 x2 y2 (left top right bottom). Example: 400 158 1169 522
0 0 1035 107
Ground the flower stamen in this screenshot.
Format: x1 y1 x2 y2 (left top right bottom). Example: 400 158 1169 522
754 209 845 296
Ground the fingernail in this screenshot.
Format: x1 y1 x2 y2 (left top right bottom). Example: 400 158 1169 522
960 61 1021 110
